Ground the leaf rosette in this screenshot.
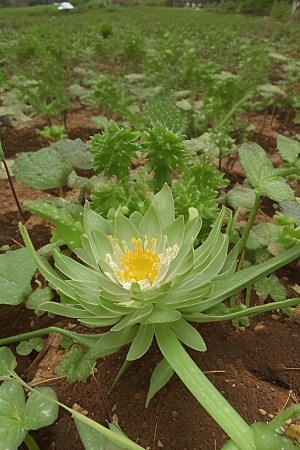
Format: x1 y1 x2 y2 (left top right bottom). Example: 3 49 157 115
20 184 300 403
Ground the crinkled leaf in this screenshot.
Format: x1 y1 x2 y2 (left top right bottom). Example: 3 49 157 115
57 346 94 383
0 248 36 305
24 387 58 430
277 134 300 163
50 138 94 169
226 187 256 210
12 148 73 189
238 143 275 188
257 177 295 202
26 286 54 313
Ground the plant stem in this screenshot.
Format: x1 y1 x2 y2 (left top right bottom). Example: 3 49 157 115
236 191 261 257
214 92 253 131
0 326 102 349
24 433 41 450
245 285 251 309
0 135 25 221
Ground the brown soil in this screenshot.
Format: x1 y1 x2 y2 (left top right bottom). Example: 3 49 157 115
1 107 300 450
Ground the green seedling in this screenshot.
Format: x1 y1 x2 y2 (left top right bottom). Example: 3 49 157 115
36 125 68 142
0 347 145 450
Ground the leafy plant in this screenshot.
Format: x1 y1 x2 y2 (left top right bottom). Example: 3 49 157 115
88 120 140 179
142 125 188 190
36 124 68 142
0 347 144 450
8 184 300 450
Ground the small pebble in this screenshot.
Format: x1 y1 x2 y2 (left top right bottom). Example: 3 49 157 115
30 321 35 328
134 391 144 400
157 440 163 448
254 323 265 331
271 314 280 320
112 404 117 412
259 408 267 416
239 326 246 332
142 421 148 429
172 411 178 418
232 384 236 387
67 323 77 329
268 414 275 419
50 443 56 450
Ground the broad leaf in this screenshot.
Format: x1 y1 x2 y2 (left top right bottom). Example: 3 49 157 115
75 418 123 450
0 248 37 305
24 387 58 430
277 134 300 163
238 142 275 188
50 138 94 169
0 380 26 450
12 147 73 189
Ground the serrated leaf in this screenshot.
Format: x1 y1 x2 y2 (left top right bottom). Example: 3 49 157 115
226 187 255 210
57 346 94 383
238 143 275 188
23 387 58 430
257 177 295 202
50 138 94 169
12 148 73 190
26 286 54 313
0 248 37 305
277 135 300 163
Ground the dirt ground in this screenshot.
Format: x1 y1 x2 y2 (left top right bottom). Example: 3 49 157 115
1 106 300 450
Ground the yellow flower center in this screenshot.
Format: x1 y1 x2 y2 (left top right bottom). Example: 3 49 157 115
119 238 160 283
106 235 178 290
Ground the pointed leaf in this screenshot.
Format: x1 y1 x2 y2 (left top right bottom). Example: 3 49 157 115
277 134 300 163
153 184 175 228
238 142 275 188
145 357 174 407
126 324 154 361
169 318 206 351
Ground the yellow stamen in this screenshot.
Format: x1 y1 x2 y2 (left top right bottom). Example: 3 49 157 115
120 237 160 283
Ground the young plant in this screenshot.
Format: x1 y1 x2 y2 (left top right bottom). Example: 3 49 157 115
5 184 300 450
36 124 68 142
0 347 144 450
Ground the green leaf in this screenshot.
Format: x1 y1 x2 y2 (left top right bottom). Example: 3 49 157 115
254 274 286 302
75 418 124 450
154 324 255 450
16 338 46 356
57 346 94 383
0 248 37 305
238 143 275 188
50 138 94 169
0 347 17 377
226 187 256 210
0 380 26 450
138 204 163 249
257 177 295 202
12 148 73 189
89 326 139 360
145 357 174 407
277 134 300 163
169 318 206 351
23 387 58 430
126 324 154 361
26 286 54 313
153 184 175 229
251 422 295 450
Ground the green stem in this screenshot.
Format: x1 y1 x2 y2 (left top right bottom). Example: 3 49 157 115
24 433 41 450
236 191 261 257
0 326 102 349
214 92 253 131
245 285 251 309
183 297 300 322
13 373 145 450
